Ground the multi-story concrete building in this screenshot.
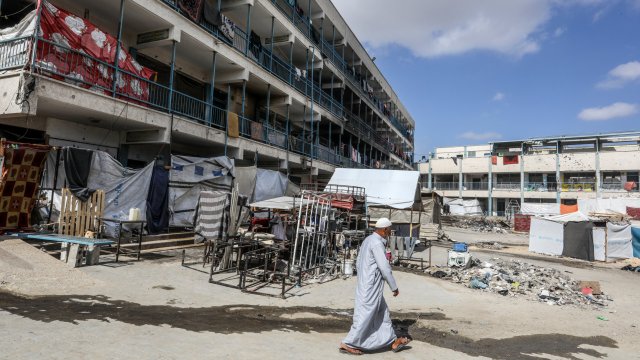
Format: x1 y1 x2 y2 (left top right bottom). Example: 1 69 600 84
419 132 640 216
0 0 415 186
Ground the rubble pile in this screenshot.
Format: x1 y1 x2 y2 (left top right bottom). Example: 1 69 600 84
473 241 505 250
444 216 511 233
425 258 612 309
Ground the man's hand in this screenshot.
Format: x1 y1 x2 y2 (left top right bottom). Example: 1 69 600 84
393 289 399 297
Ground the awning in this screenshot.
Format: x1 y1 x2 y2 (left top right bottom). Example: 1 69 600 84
249 196 312 210
326 169 420 209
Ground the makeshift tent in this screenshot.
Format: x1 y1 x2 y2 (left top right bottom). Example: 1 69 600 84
632 226 640 258
606 223 634 260
443 197 483 216
326 169 420 209
253 169 299 203
234 164 257 201
168 155 234 227
529 217 565 256
529 212 634 261
521 202 560 216
577 198 640 215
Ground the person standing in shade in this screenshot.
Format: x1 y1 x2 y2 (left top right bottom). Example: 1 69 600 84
339 218 410 355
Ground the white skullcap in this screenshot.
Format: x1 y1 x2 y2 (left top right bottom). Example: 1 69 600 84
375 217 392 228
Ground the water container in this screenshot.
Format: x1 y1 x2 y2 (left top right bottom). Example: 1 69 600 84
452 242 468 252
343 260 354 275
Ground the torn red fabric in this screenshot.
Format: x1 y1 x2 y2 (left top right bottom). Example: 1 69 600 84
624 181 637 192
491 156 497 165
318 193 354 210
36 1 156 102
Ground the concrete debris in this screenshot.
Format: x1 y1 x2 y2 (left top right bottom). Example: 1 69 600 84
442 216 511 233
424 258 612 309
473 242 505 250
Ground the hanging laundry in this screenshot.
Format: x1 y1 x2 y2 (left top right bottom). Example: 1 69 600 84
219 14 235 41
249 31 262 59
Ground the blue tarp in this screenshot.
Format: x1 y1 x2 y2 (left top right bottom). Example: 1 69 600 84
631 226 640 258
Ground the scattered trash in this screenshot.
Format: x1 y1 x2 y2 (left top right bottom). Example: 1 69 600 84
424 257 612 309
597 316 609 321
474 242 505 250
441 215 511 233
578 281 602 295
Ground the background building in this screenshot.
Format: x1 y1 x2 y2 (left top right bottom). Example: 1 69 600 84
0 0 415 187
419 132 640 216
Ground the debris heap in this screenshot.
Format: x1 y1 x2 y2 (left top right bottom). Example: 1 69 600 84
425 258 612 309
442 216 511 233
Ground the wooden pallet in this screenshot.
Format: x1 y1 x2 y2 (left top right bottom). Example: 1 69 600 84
58 188 105 237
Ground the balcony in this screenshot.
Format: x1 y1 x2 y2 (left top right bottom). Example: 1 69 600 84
560 182 596 192
432 182 460 191
493 182 521 191
269 0 412 140
0 35 383 169
463 182 489 190
161 0 343 119
600 180 638 192
524 182 558 192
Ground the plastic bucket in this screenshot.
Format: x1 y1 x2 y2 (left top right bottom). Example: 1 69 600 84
343 260 354 275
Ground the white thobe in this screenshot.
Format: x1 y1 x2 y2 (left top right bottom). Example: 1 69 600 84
342 232 398 351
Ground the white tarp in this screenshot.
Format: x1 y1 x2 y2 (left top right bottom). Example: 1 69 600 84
521 202 560 216
529 217 564 256
87 151 154 234
545 212 591 223
326 169 420 209
249 196 312 210
593 227 606 261
444 197 483 216
578 198 640 215
254 169 289 203
606 223 634 260
368 206 420 224
169 155 234 227
234 165 257 201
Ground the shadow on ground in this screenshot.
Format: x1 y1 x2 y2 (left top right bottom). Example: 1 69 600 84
0 291 616 359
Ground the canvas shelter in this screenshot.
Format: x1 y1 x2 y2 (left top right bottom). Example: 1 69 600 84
529 212 635 261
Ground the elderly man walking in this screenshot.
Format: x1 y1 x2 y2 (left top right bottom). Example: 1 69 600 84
339 218 410 355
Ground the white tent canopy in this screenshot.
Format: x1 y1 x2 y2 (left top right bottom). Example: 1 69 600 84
326 169 420 209
249 196 312 210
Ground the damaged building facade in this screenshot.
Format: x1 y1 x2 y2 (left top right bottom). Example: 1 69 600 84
0 0 415 186
419 132 640 216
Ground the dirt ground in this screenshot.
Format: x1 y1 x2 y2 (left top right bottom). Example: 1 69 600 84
1 234 638 360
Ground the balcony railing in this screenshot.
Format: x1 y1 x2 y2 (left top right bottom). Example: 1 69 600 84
561 182 596 192
269 0 412 139
493 182 521 190
432 182 460 190
524 182 558 192
0 35 387 170
463 182 489 190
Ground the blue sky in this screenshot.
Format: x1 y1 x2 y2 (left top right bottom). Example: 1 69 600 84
332 0 640 158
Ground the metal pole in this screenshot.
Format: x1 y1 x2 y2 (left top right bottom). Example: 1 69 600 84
286 104 290 177
241 80 247 117
269 16 275 70
225 84 231 156
310 47 315 159
245 4 252 56
112 0 126 97
302 105 307 155
168 40 177 112
265 84 271 125
209 51 217 126
30 0 45 72
289 42 294 84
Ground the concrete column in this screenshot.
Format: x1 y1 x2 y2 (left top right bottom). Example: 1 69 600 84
207 51 217 126
269 16 275 70
458 157 463 199
427 153 433 189
556 141 561 204
112 0 126 97
595 139 601 198
520 144 525 207
488 151 493 215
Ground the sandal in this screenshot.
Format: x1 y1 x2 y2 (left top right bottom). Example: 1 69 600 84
392 337 411 353
339 344 363 356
